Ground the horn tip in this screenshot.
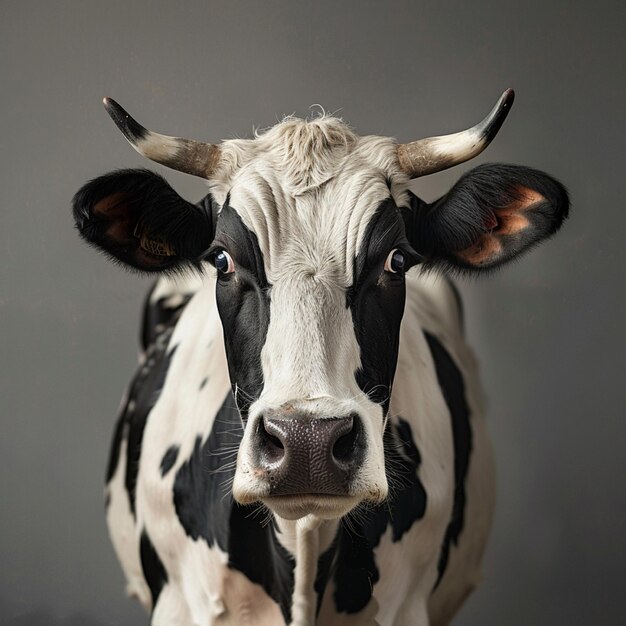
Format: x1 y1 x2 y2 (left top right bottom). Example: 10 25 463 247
501 88 515 107
102 97 147 144
102 96 121 113
481 88 516 143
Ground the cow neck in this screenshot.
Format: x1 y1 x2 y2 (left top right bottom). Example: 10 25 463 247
275 515 339 626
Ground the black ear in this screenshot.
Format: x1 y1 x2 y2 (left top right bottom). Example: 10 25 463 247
72 169 217 272
404 164 569 272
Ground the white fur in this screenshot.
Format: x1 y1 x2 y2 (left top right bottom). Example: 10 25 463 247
106 435 152 611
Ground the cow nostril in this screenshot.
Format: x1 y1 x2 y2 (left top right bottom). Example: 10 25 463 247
267 431 284 450
332 419 359 462
258 418 285 465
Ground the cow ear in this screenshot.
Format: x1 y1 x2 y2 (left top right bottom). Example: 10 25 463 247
406 164 569 272
72 169 216 272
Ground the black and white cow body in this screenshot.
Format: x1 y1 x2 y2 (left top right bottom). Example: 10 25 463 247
74 92 568 626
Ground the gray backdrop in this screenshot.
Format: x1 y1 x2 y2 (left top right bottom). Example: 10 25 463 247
2 1 624 624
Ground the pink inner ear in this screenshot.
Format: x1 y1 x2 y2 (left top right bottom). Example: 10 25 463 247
455 186 546 266
493 185 544 235
513 186 545 210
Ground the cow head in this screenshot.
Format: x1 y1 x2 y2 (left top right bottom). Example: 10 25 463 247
73 91 568 521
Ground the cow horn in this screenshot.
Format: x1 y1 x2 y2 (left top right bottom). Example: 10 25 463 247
396 89 515 178
102 98 222 179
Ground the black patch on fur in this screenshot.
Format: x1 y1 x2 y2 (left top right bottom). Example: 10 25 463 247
199 377 208 390
349 198 419 412
72 169 217 273
316 419 427 615
125 342 177 515
403 163 569 273
140 530 168 605
105 409 127 484
445 277 465 334
160 445 180 477
210 203 270 418
173 394 295 623
314 541 337 615
423 331 473 587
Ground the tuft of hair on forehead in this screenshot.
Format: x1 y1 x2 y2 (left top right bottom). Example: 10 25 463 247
256 112 359 194
217 112 360 196
255 111 357 153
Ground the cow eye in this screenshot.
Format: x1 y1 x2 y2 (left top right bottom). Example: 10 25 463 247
213 250 235 274
384 249 405 274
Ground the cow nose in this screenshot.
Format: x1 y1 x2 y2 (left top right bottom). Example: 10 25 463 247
256 413 362 497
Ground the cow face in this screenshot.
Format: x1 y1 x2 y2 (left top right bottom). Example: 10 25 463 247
206 137 419 519
73 93 568 520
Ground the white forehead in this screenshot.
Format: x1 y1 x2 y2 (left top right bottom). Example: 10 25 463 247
209 115 409 284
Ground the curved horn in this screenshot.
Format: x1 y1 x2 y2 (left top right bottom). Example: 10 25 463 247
397 88 515 178
102 98 221 179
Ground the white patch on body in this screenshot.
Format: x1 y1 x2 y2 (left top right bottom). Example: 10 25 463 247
106 435 152 611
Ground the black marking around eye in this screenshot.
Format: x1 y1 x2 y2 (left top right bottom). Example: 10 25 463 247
212 203 270 417
349 198 411 410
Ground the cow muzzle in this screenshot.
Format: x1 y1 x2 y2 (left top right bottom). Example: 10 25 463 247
253 412 363 499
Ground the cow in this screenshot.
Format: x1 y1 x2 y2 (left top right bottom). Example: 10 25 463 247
72 89 568 626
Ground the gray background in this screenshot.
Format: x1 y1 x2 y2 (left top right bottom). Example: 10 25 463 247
2 1 624 624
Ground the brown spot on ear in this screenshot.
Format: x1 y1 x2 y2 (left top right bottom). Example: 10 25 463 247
490 185 543 237
496 211 530 236
510 186 545 211
456 234 502 266
455 185 546 267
